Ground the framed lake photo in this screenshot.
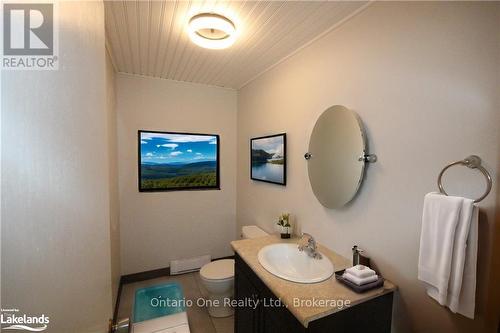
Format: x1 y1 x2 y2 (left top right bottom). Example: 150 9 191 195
138 130 220 192
251 133 286 185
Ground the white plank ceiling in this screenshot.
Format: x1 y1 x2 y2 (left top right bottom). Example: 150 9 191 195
105 1 367 89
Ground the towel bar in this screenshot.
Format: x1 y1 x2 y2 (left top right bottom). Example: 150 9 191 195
437 155 492 203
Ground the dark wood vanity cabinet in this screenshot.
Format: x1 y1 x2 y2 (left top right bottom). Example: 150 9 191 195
234 253 394 333
234 261 260 333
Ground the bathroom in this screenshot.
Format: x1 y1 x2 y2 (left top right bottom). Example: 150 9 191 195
1 1 499 333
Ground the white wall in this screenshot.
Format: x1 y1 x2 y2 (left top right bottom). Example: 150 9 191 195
117 74 237 275
237 2 500 333
106 50 121 307
1 2 113 332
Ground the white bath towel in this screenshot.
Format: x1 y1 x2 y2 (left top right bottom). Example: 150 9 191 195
343 272 379 285
418 192 478 318
346 265 376 279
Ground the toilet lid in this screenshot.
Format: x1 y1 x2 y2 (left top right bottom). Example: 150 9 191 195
200 259 235 280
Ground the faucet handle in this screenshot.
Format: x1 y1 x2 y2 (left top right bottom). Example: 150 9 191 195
301 232 312 239
298 233 311 251
305 233 317 247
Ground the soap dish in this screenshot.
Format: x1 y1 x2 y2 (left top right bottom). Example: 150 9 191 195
334 269 384 293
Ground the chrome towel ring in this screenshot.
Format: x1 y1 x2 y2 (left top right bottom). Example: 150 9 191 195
437 155 492 203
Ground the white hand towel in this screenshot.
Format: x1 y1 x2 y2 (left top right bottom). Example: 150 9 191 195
346 265 376 279
451 204 478 318
442 199 473 311
418 193 463 305
343 272 379 285
418 193 478 319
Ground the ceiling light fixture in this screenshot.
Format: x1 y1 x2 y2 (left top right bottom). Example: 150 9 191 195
188 13 236 50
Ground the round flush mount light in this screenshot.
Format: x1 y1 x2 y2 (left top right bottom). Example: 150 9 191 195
188 13 236 50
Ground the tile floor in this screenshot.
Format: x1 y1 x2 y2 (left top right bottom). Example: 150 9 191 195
117 272 234 333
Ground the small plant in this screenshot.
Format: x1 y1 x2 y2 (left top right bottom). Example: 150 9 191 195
277 213 291 228
277 213 291 239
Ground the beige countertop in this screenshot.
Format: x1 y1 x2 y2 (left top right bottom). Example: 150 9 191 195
231 234 397 328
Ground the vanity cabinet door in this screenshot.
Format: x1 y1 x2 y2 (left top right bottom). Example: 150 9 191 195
235 265 260 333
260 288 306 333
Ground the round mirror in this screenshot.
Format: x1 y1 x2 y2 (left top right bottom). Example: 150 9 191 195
306 105 373 208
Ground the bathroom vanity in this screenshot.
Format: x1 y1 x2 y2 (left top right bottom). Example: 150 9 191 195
231 235 396 333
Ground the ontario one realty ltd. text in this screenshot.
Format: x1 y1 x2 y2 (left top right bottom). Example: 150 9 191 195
150 297 351 310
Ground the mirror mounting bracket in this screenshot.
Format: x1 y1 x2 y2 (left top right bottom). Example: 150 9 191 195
358 154 377 163
305 152 377 163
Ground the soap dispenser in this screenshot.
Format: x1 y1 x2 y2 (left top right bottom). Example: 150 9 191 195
352 245 361 265
352 245 370 267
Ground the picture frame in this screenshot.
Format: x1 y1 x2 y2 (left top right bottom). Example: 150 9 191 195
138 130 220 192
250 133 286 185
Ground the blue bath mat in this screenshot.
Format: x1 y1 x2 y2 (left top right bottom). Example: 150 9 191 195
133 282 186 323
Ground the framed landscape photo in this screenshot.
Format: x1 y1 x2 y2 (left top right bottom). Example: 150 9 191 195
138 130 220 192
250 133 286 185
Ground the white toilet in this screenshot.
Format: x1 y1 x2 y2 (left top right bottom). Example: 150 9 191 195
199 225 268 317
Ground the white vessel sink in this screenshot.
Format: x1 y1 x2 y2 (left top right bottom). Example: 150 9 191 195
257 243 334 283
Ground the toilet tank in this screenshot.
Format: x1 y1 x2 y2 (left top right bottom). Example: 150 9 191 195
241 225 268 239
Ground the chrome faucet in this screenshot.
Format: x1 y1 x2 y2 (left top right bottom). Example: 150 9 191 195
298 233 322 259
